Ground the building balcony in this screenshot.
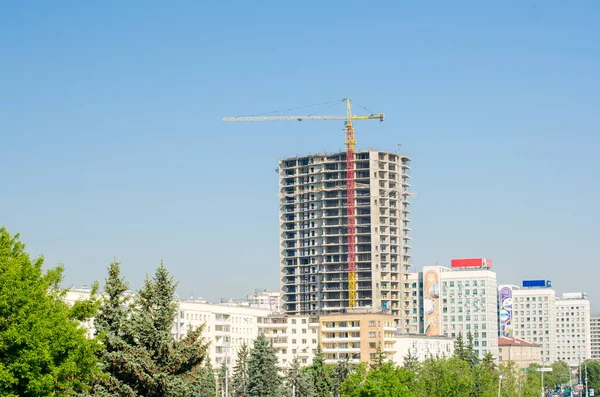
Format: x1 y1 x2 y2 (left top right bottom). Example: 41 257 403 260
322 347 360 353
321 326 360 332
321 337 361 343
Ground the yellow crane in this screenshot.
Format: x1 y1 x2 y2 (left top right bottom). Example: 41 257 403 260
223 98 384 308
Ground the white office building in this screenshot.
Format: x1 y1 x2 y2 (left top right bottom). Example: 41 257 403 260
555 293 591 366
176 301 271 367
393 334 454 363
411 260 499 359
507 286 558 364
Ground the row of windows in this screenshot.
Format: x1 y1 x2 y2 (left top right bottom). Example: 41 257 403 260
443 315 487 323
443 280 487 287
513 296 550 302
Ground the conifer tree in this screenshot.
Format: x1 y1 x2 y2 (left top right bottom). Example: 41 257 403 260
93 260 209 396
248 333 281 397
453 332 467 362
218 361 229 396
370 342 387 369
308 345 333 397
231 342 250 396
283 357 314 397
332 356 351 397
403 350 420 372
191 361 216 397
466 331 479 367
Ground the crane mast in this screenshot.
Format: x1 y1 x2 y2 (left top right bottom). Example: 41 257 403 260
223 98 383 309
344 99 358 307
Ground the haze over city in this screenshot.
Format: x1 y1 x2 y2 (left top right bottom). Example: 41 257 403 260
2 1 599 304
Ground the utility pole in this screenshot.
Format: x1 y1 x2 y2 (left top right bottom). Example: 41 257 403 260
585 360 589 397
225 361 229 397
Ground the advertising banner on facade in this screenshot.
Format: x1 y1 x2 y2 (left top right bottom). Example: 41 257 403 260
499 286 513 338
423 267 441 336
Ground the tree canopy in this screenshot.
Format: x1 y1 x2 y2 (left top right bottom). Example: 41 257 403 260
0 226 101 397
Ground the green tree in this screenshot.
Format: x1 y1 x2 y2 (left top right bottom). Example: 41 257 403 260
231 342 250 396
191 361 217 397
0 226 102 397
585 360 600 395
521 364 542 397
93 260 209 396
370 342 387 369
248 333 281 397
218 361 229 396
342 362 415 397
331 356 351 397
283 357 314 397
416 357 474 397
308 345 333 397
498 361 523 397
92 259 136 396
465 331 479 368
453 332 468 362
545 361 570 390
471 357 498 397
403 350 420 372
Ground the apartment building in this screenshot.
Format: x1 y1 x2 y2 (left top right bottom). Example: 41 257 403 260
393 335 454 363
176 301 271 367
320 311 397 365
497 337 541 368
591 317 600 360
279 150 413 323
503 283 557 364
402 272 423 334
555 293 591 366
247 289 281 311
257 314 320 368
410 260 499 358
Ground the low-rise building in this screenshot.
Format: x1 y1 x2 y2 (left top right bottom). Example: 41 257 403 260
258 314 320 367
497 337 541 368
176 301 271 368
319 311 397 365
393 334 454 363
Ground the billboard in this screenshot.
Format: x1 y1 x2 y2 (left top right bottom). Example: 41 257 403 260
522 280 552 288
451 258 492 269
423 267 441 336
499 286 513 338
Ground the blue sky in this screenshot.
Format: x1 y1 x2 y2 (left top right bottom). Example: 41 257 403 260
1 1 599 305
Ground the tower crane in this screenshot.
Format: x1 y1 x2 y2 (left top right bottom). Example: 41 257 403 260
223 98 384 308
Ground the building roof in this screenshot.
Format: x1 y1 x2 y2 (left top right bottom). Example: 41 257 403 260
498 337 541 347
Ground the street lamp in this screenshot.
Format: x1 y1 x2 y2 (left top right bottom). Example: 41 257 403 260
498 374 503 397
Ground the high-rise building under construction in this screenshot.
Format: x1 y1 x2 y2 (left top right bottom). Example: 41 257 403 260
279 150 412 324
